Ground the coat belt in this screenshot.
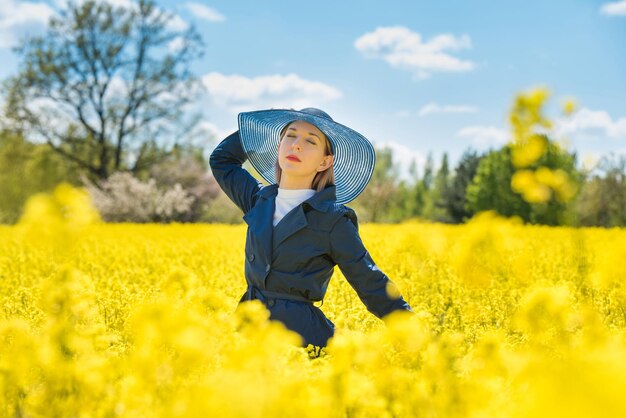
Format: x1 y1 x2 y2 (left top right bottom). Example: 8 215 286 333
242 285 314 305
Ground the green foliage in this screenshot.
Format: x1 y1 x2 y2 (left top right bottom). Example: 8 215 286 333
466 147 529 220
387 180 418 222
466 141 581 225
421 152 434 191
444 150 483 223
422 153 453 223
407 152 433 220
351 146 398 222
574 154 626 227
0 131 81 223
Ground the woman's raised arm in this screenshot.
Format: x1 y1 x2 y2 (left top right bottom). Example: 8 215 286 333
209 131 263 214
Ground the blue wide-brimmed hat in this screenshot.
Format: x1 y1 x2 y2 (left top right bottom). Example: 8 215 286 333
237 107 376 204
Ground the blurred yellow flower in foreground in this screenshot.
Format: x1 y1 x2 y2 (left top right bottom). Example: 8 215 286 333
1 184 625 417
562 97 577 116
508 88 578 204
16 183 101 250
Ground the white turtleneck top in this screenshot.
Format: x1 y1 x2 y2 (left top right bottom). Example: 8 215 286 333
273 187 317 227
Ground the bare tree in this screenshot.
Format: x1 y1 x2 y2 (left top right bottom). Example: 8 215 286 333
2 0 204 181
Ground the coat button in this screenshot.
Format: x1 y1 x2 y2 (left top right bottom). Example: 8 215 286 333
248 253 255 262
267 299 275 307
265 264 271 272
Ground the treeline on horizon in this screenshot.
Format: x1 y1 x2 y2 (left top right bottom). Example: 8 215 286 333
349 145 626 227
1 126 625 228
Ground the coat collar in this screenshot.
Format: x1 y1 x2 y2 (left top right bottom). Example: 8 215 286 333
256 183 336 213
242 183 337 268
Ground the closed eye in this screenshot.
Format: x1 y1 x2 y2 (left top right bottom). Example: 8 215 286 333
286 135 317 145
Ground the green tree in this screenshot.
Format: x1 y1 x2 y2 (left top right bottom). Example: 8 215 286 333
387 179 417 222
444 150 483 223
409 152 433 218
3 0 204 182
421 152 434 191
351 146 398 222
466 147 532 221
423 153 452 222
466 140 580 225
384 157 423 222
0 130 81 223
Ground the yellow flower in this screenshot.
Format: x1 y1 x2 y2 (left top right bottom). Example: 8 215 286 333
511 134 548 168
3 183 626 416
562 97 577 116
511 170 552 203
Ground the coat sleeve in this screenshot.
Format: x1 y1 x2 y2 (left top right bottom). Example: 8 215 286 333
209 130 263 214
329 208 414 319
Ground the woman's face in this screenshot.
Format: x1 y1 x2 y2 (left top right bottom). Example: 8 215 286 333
277 120 334 186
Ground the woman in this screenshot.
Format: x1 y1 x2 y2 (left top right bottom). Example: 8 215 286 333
209 107 413 349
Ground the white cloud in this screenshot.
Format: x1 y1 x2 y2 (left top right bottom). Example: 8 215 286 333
354 26 475 79
1 0 191 49
554 108 626 139
167 36 185 53
418 102 478 117
580 152 601 172
165 15 189 32
184 3 225 22
54 0 135 10
375 140 426 182
457 125 509 147
195 121 234 144
579 149 626 175
186 121 236 161
89 0 189 32
0 0 55 48
201 72 343 114
14 96 78 142
97 0 134 7
600 0 626 16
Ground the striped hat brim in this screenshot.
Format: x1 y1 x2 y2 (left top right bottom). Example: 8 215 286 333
237 108 376 205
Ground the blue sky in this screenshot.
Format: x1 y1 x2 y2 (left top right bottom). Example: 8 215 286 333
1 0 625 180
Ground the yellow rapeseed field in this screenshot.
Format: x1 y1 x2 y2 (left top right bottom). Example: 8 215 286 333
1 183 626 417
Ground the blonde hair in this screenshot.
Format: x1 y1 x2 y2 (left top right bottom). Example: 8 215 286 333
275 122 335 192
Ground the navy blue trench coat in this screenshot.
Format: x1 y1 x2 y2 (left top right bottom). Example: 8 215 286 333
209 131 414 347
